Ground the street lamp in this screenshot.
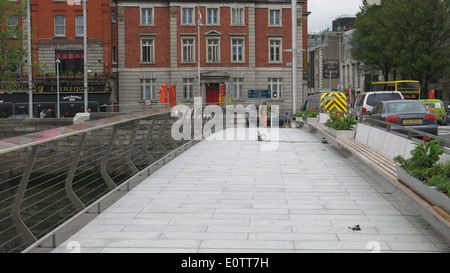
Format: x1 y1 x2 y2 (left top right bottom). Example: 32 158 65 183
197 5 203 98
83 0 88 113
27 0 33 118
56 59 61 118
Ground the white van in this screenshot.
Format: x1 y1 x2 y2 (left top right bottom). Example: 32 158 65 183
350 91 404 117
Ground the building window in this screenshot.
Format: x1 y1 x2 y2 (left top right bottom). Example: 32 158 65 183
182 38 195 63
112 46 117 63
141 79 156 100
7 16 18 38
231 38 244 63
54 15 66 36
55 50 84 76
269 9 281 26
141 38 155 63
206 8 219 25
183 78 194 99
141 8 154 25
181 7 194 25
111 10 116 22
232 78 243 99
269 38 282 63
231 7 244 25
268 78 282 98
75 15 84 36
207 38 220 63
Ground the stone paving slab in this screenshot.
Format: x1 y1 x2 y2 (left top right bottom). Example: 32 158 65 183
53 128 450 253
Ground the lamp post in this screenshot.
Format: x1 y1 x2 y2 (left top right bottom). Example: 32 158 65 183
27 0 33 118
197 5 202 98
83 0 88 113
56 59 61 118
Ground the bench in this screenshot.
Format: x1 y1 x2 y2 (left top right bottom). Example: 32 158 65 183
296 119 450 239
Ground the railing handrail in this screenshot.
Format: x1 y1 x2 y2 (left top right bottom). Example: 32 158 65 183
322 109 450 148
0 108 170 155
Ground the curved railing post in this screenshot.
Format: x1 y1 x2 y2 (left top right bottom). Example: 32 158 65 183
11 145 38 246
144 117 156 164
126 120 140 174
64 133 87 211
100 124 118 190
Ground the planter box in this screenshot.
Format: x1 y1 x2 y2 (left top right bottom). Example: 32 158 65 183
305 117 319 123
396 165 450 214
324 126 356 139
319 113 330 123
295 117 303 121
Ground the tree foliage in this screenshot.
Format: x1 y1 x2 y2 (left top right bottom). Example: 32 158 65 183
0 0 28 93
351 0 450 94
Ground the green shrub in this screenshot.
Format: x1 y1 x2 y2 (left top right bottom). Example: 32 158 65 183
394 137 449 197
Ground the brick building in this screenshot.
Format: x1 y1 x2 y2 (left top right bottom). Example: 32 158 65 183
113 0 308 113
1 0 309 117
0 0 114 117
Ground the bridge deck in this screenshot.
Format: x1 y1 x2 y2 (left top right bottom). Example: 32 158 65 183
53 128 450 253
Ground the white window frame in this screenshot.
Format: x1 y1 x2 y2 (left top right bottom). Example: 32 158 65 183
141 8 154 25
141 38 155 64
54 15 66 37
231 7 244 26
181 7 194 25
206 38 220 63
268 38 282 63
75 15 84 36
231 38 245 63
268 9 281 26
7 15 18 38
181 38 195 63
268 78 282 99
232 78 243 99
183 78 194 100
140 79 156 101
206 7 220 25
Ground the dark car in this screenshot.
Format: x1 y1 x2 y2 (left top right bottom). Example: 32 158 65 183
368 100 438 136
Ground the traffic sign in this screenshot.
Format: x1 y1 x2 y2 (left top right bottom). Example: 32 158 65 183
144 99 152 107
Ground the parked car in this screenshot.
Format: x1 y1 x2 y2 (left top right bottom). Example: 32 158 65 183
368 100 438 137
420 99 447 125
350 91 404 118
447 108 450 124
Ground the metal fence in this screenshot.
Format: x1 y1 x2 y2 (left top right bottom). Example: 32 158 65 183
0 109 200 253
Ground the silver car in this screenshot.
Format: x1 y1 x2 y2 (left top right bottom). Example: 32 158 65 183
368 100 438 137
350 91 404 118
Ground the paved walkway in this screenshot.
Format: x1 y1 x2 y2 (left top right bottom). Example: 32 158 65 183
53 128 450 253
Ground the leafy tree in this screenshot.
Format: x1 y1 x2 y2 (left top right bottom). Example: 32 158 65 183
351 0 450 95
350 0 395 81
384 0 450 94
0 0 28 93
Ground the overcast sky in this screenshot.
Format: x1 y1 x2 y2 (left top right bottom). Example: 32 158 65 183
308 0 363 33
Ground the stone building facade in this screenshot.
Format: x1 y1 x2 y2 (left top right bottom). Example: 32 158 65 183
113 0 308 114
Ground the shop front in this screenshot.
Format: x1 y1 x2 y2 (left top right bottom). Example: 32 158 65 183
0 80 112 118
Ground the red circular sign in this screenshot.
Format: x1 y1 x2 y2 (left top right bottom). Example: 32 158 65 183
144 99 152 107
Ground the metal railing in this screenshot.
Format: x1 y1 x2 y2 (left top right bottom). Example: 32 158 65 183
0 109 200 253
301 109 450 149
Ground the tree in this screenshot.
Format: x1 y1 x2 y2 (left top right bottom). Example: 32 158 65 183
351 0 450 96
0 0 27 93
384 0 450 95
350 0 395 81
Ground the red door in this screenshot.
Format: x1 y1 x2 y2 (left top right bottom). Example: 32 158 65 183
205 84 219 105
